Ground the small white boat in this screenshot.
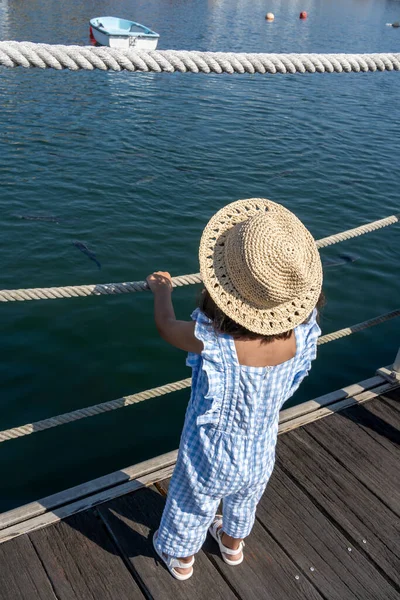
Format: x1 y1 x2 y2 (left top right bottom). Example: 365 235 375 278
90 17 159 50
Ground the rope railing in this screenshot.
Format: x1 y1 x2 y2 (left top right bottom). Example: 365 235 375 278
0 214 398 303
0 43 399 74
0 308 398 443
1 42 398 448
317 309 400 344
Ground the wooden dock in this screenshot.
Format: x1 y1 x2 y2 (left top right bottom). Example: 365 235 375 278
0 383 399 600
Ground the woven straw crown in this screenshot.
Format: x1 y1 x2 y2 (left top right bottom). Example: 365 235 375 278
199 198 323 335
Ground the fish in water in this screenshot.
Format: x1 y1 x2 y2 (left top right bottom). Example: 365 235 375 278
14 214 79 224
15 214 60 223
267 170 292 183
322 253 359 268
73 241 101 270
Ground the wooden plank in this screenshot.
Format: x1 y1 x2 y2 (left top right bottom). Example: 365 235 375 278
98 487 237 600
0 464 175 544
0 450 178 530
278 429 400 586
341 398 400 452
154 478 170 497
0 534 57 600
384 386 400 400
29 510 144 600
257 466 399 600
278 382 397 435
380 386 400 411
304 408 400 515
279 375 384 423
203 515 324 600
381 396 400 413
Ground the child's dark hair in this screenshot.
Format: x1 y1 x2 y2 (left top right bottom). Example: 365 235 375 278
199 288 325 343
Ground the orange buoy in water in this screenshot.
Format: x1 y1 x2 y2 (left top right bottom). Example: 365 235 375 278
299 11 307 19
265 12 275 21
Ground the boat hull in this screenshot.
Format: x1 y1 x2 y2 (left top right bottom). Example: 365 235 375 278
90 17 159 50
91 27 158 50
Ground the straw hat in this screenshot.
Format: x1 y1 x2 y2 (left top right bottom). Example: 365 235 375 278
199 198 323 335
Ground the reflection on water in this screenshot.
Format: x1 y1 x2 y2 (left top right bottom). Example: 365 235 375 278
0 0 9 39
0 0 399 511
2 0 399 50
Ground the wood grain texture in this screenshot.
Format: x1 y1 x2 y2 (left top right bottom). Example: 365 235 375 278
203 516 324 600
258 466 399 600
0 464 175 544
0 534 56 600
155 478 322 598
341 398 400 451
154 478 170 497
29 509 145 600
0 450 178 531
279 376 384 424
380 386 400 412
278 428 400 586
2 391 399 600
98 487 237 600
303 410 400 515
278 383 395 435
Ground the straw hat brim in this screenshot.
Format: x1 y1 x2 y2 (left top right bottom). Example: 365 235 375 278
199 198 323 335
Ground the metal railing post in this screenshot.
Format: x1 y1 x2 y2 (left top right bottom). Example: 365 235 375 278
393 347 400 374
376 346 400 383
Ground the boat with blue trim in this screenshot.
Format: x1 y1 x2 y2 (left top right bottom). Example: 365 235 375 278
89 17 159 50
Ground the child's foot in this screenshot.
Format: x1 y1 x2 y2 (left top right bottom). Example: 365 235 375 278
209 516 245 565
221 532 243 563
171 555 193 576
153 530 195 580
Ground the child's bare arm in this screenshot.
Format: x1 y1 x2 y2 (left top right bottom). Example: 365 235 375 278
146 271 204 354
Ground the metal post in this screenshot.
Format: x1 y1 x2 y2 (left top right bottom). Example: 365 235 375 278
376 346 400 382
393 347 400 374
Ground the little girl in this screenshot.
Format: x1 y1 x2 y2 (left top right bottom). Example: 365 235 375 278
147 198 323 580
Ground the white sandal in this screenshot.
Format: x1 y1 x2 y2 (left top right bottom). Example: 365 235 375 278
153 530 195 581
209 516 245 566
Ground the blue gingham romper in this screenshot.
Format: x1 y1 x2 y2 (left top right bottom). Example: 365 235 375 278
155 307 321 558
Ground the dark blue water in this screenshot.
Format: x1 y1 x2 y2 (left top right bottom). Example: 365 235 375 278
0 0 399 512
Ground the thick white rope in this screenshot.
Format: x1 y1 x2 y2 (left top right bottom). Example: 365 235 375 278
0 43 399 74
317 309 400 344
0 214 398 303
0 378 192 442
316 214 399 248
0 309 398 443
